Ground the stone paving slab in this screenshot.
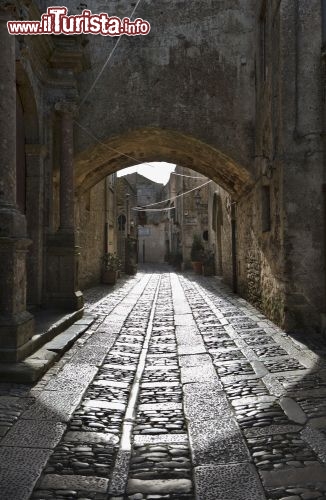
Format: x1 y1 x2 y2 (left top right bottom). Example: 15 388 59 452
69 344 114 366
138 402 183 412
133 433 189 445
195 464 266 500
175 326 201 344
44 364 98 392
174 314 196 326
109 450 131 495
280 396 307 424
184 383 232 421
180 365 221 385
127 478 193 495
0 447 51 500
310 416 326 428
301 425 326 462
179 354 212 367
101 363 137 371
178 344 207 355
260 464 326 488
141 381 180 388
21 390 83 422
244 424 303 438
1 419 66 448
39 473 109 493
231 395 276 406
45 322 94 353
83 399 126 411
188 418 250 465
64 431 119 444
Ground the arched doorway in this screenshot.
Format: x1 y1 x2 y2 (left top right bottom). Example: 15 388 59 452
16 64 42 308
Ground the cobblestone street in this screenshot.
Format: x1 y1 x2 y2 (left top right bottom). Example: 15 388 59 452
1 268 326 500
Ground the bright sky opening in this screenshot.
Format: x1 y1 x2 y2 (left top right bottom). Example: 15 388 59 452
117 162 176 185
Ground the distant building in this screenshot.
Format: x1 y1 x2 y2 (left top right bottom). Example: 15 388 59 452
165 167 211 269
116 177 137 271
117 173 167 265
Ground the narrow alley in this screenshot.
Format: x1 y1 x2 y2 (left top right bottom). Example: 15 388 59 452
0 268 325 500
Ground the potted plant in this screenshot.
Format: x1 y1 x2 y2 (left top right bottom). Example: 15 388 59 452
202 250 216 276
190 234 204 274
102 253 120 285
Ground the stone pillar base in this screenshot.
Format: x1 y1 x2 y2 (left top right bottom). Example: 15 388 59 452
46 290 84 311
45 232 84 311
0 233 35 362
0 311 34 362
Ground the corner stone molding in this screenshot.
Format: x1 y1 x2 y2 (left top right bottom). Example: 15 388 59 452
0 1 17 21
55 101 78 116
25 144 48 158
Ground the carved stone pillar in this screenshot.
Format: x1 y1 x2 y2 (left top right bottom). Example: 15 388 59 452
0 2 34 362
25 144 47 307
45 102 83 311
56 102 76 232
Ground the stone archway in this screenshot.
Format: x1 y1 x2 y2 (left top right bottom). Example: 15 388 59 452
74 127 254 200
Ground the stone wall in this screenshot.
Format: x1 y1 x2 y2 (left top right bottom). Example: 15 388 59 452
236 179 285 327
250 0 324 330
207 183 233 285
138 223 166 264
78 180 107 289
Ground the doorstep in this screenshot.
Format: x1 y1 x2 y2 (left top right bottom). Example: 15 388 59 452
0 309 95 383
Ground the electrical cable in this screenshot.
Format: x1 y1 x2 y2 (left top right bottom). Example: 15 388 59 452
78 0 143 110
171 172 206 179
131 207 175 212
131 179 212 210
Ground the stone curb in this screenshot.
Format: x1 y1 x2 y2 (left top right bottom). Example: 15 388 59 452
0 313 95 383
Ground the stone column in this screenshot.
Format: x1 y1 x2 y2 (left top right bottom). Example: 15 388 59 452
56 103 76 232
45 102 83 311
0 2 34 362
25 144 47 307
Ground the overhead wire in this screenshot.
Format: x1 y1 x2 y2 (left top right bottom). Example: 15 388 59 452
131 179 212 211
78 0 143 110
131 207 175 212
171 172 206 179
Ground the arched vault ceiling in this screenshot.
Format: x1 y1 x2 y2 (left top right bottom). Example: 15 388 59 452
75 127 254 199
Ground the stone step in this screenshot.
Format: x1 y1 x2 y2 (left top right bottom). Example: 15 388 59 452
0 313 95 383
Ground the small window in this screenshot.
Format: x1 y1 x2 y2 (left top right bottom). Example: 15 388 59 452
262 185 271 232
118 214 126 231
203 230 209 242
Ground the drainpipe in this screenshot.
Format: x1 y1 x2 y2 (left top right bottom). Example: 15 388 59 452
231 201 237 293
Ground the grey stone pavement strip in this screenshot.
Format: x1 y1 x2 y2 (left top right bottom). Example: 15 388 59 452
0 447 51 500
195 463 266 500
0 268 326 499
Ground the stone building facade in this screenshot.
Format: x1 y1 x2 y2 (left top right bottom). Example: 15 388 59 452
116 176 137 271
165 167 210 269
1 0 326 363
78 174 117 289
119 173 166 265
